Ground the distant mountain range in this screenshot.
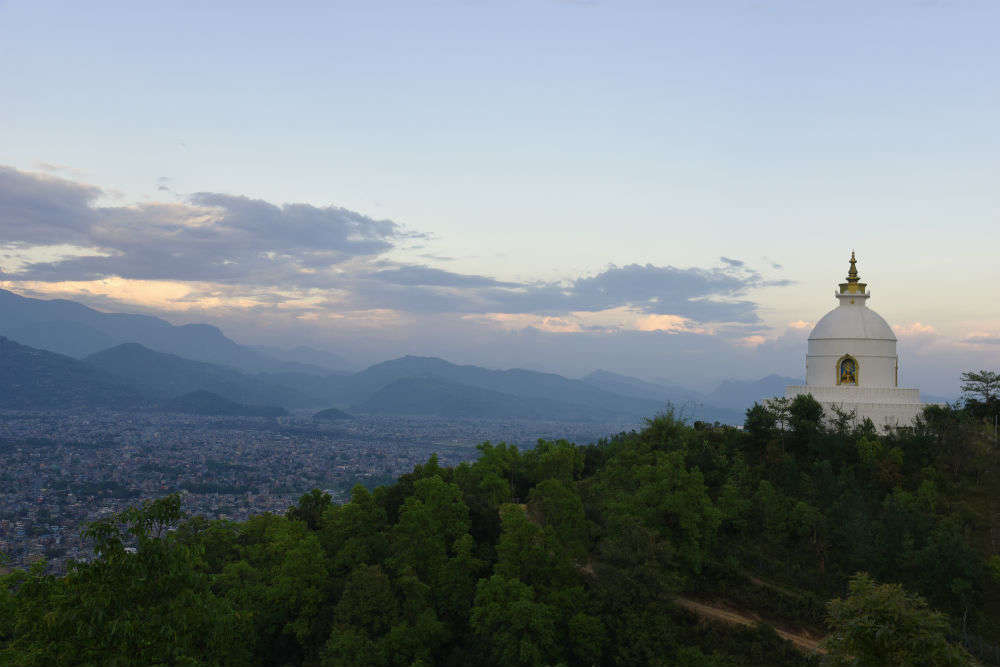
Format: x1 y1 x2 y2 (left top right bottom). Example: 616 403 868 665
249 345 356 373
0 337 141 410
85 343 314 407
1 336 788 423
583 369 706 406
0 289 808 424
0 289 348 374
352 376 632 421
704 374 804 411
0 337 291 416
347 356 666 417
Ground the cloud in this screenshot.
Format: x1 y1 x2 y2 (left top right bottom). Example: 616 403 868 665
0 167 413 287
0 166 102 245
464 313 587 334
634 313 700 333
33 163 88 178
895 322 937 337
558 263 760 320
463 306 715 336
369 265 519 288
737 334 768 347
340 262 766 323
189 192 406 257
962 333 1000 345
0 165 786 328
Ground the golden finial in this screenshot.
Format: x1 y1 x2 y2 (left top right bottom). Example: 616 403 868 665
847 250 859 282
838 250 867 296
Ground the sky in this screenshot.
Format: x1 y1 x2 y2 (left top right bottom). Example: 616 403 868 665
1 0 999 395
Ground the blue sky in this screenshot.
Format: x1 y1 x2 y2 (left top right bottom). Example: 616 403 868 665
2 1 999 393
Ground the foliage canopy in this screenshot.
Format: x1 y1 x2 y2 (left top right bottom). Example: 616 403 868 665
3 392 1000 666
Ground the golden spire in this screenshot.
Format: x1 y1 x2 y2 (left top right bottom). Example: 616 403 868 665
846 250 859 283
839 250 867 296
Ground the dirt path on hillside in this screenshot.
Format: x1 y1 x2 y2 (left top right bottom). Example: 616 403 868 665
674 597 827 654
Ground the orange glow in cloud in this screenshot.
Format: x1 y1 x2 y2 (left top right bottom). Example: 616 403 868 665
1 277 417 331
0 243 112 273
738 334 768 347
3 278 206 310
895 322 936 337
634 313 701 333
336 309 412 328
465 307 709 335
305 308 413 328
464 313 584 333
788 320 812 329
0 278 348 315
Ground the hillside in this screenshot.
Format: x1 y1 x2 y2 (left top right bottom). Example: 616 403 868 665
85 343 314 408
0 337 142 410
0 320 117 359
4 396 998 665
0 313 841 424
254 371 354 407
583 369 744 423
351 356 664 417
705 374 803 411
0 287 801 422
162 390 287 417
0 337 671 420
582 369 703 403
351 376 626 420
250 344 357 373
0 288 326 374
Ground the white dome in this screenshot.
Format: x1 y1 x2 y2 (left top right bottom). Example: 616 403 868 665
787 253 923 430
810 303 896 341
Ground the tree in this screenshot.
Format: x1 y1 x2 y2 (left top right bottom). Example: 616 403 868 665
320 484 388 574
824 573 974 666
215 514 330 664
960 370 1000 405
789 394 824 435
521 439 583 488
767 396 792 432
287 488 332 531
1 495 250 666
744 402 777 445
526 478 590 560
470 574 559 667
495 503 576 593
388 477 470 585
333 564 398 638
7 409 1000 666
620 450 721 576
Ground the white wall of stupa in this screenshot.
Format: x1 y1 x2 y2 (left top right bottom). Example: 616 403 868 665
785 252 924 430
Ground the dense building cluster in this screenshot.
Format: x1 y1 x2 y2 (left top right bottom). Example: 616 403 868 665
0 410 638 571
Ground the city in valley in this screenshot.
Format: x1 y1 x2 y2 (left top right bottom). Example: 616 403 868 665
0 409 638 571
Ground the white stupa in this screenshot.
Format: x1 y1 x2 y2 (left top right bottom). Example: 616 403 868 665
785 252 924 430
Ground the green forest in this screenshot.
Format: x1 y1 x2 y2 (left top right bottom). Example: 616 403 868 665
3 387 1000 666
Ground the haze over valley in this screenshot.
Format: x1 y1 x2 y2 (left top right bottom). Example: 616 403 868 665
0 288 806 422
0 287 795 573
